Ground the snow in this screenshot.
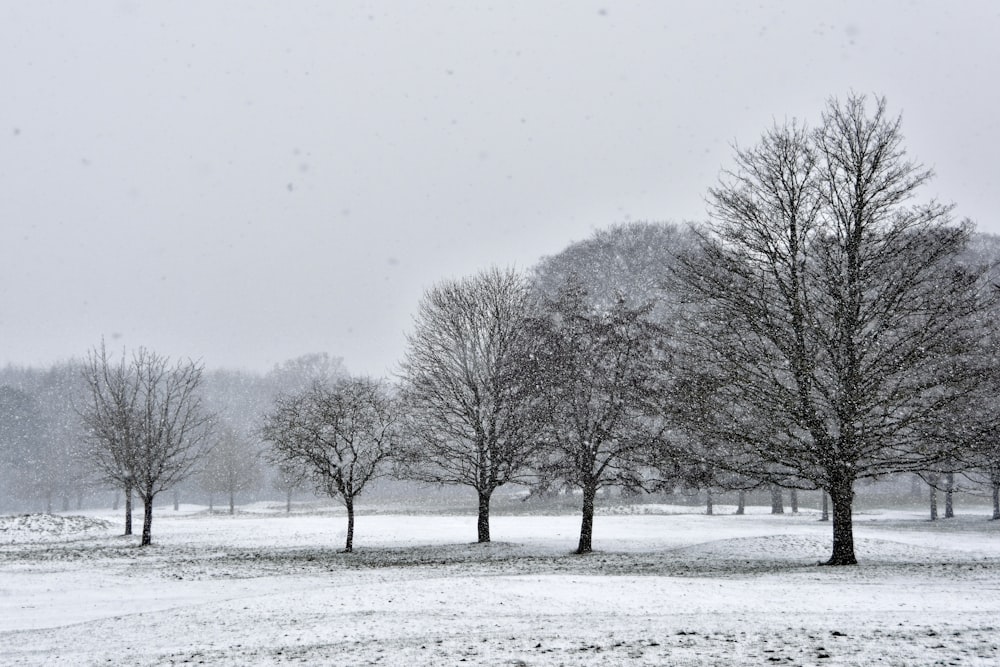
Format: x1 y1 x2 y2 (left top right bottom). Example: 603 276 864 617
1 503 998 665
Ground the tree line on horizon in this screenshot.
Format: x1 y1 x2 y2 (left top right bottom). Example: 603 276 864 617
2 94 999 565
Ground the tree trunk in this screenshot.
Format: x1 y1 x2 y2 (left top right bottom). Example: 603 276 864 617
286 489 292 514
735 489 745 515
229 489 235 515
790 489 799 513
992 482 1000 521
173 489 179 511
823 481 857 566
820 492 829 522
705 488 713 515
576 483 598 554
929 483 938 521
343 496 355 553
208 493 214 513
124 485 133 536
944 472 954 519
770 485 784 514
477 489 492 543
140 496 154 547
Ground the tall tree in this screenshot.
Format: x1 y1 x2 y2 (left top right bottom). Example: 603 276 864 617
675 94 990 565
81 344 212 545
263 376 397 552
525 278 666 554
398 267 544 543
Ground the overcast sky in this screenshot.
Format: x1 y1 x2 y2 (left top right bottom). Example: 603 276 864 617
2 1 998 376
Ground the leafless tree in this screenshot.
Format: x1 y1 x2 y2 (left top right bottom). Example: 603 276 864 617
674 94 991 565
262 376 398 552
80 345 141 534
524 277 668 554
398 267 544 543
199 425 263 514
80 344 212 545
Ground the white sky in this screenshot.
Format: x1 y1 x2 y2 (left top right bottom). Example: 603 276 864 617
2 1 998 376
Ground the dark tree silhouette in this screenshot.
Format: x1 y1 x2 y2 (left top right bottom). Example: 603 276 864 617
81 344 212 545
263 376 398 553
398 267 544 543
525 277 667 554
674 94 991 565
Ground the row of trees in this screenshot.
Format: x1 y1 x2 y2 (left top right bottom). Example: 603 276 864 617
0 351 352 542
2 94 997 565
370 94 998 565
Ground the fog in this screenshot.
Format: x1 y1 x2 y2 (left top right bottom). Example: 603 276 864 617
2 1 998 375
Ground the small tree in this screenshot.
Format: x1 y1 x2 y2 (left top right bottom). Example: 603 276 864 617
398 267 544 543
263 376 397 552
272 460 310 513
199 426 263 514
80 345 141 534
81 344 212 545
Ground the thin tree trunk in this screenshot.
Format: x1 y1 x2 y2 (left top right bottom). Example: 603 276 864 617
992 482 1000 521
944 472 954 519
208 493 214 513
576 483 598 554
770 484 784 514
929 483 938 521
823 480 857 566
735 489 746 515
705 488 713 515
173 489 179 511
820 492 829 522
790 489 799 513
476 489 492 543
286 489 292 514
344 496 355 553
140 496 154 546
229 489 235 515
124 485 133 536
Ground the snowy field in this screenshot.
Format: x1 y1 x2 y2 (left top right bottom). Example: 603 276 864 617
1 502 998 666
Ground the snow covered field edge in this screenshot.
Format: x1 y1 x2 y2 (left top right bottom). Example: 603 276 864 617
1 504 998 666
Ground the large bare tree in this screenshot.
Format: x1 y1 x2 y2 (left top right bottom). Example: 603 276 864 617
398 267 544 543
81 344 212 545
263 376 397 552
674 94 990 565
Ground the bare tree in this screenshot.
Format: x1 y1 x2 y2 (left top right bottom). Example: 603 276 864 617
272 460 310 514
398 267 544 543
80 344 212 545
674 94 991 565
199 425 263 514
80 345 141 534
524 278 667 554
263 376 397 552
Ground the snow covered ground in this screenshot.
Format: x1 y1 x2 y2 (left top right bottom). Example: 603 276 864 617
1 502 998 665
